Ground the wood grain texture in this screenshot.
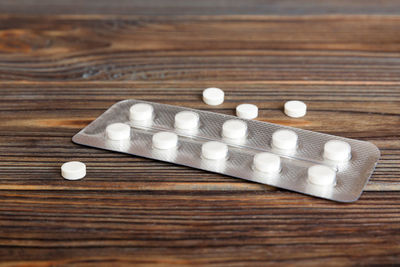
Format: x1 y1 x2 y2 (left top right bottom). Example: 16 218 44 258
0 12 399 266
2 15 400 82
2 0 400 15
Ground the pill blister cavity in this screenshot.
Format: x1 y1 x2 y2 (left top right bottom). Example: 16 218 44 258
272 129 298 150
152 144 178 161
152 131 178 150
174 111 199 130
106 123 131 140
308 164 336 186
236 104 258 119
284 100 307 118
222 119 247 139
130 103 154 122
253 152 281 173
202 141 228 160
202 87 224 106
323 140 351 162
61 161 86 180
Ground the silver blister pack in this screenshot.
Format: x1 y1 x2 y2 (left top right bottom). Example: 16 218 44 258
72 99 380 202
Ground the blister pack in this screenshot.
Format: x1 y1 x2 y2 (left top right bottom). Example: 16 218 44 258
72 99 380 202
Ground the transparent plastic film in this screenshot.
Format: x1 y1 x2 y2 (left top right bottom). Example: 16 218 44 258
73 99 380 202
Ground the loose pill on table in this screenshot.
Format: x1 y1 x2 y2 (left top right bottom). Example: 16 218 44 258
222 119 247 139
201 141 228 160
106 123 131 140
130 103 154 122
323 140 351 162
236 104 258 119
61 161 86 180
308 164 336 186
284 100 307 118
272 129 298 150
202 87 224 106
253 152 281 173
152 131 178 150
174 111 199 130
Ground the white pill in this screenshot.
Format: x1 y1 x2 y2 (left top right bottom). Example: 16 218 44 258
253 152 281 173
222 119 247 139
152 131 178 150
202 141 228 160
61 161 86 180
308 165 336 186
284 100 307 118
272 129 298 150
323 140 351 162
202 87 224 106
130 103 154 121
174 111 199 130
236 104 258 119
106 123 130 140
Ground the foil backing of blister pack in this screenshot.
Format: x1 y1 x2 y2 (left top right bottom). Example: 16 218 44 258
72 99 380 202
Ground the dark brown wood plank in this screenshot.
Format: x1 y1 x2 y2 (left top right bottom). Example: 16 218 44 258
2 0 400 16
0 191 399 265
1 15 400 82
0 13 399 266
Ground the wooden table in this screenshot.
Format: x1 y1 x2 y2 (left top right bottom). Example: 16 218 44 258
1 1 399 265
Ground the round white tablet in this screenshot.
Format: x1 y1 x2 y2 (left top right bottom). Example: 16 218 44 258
61 161 86 180
284 100 307 118
253 152 281 173
202 87 224 106
222 119 247 139
130 103 154 122
106 123 131 140
174 111 199 130
236 104 258 119
308 164 336 186
201 141 228 160
323 140 351 162
272 129 298 150
152 131 178 150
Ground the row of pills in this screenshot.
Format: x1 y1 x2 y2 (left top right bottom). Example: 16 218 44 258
106 125 337 186
103 103 352 186
201 142 336 186
125 103 352 161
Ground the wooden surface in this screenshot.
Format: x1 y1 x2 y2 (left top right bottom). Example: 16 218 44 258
3 0 400 15
0 3 400 266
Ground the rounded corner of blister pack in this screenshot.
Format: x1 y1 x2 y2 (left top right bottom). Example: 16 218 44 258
366 141 381 159
71 133 82 144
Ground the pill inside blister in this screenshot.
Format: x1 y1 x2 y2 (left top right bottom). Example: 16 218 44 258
106 123 130 140
323 140 351 162
174 111 199 130
202 141 228 160
152 131 178 150
130 103 154 122
272 129 298 150
308 165 336 186
253 152 281 173
222 119 247 139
